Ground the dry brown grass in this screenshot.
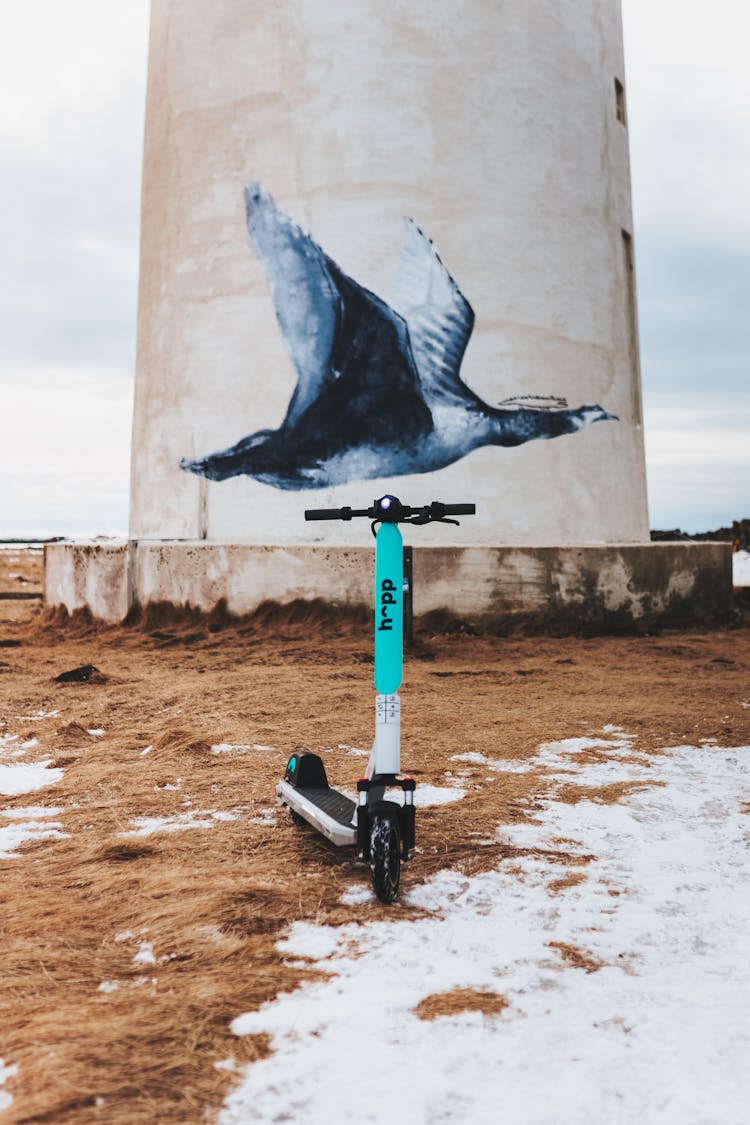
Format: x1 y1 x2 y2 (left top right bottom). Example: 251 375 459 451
1 595 749 1122
414 988 508 1021
555 780 666 806
548 941 605 974
547 871 588 894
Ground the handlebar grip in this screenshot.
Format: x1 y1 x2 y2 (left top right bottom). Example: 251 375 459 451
304 507 354 521
442 503 476 516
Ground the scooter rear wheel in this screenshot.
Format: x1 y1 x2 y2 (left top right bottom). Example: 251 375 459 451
369 812 401 903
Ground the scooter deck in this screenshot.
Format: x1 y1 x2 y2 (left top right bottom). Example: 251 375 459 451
276 778 357 847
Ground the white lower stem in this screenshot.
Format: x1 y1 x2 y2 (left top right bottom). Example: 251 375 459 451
366 694 401 778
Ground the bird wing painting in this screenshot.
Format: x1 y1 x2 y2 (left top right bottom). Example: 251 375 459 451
180 184 616 490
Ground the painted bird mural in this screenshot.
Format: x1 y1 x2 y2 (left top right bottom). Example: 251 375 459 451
180 184 616 490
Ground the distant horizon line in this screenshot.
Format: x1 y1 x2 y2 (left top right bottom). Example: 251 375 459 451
1 520 747 543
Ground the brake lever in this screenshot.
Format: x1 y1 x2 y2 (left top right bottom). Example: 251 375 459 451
404 513 460 527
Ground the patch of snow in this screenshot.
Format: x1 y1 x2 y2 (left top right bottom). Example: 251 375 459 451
120 809 239 837
86 728 105 737
0 806 61 819
222 734 750 1125
0 1059 18 1112
339 744 369 757
100 974 156 990
18 710 60 721
0 760 64 797
212 742 276 754
249 808 278 826
733 549 750 587
114 930 135 943
133 941 156 966
417 784 466 807
140 745 153 757
453 746 608 775
0 815 65 859
527 733 655 787
355 784 467 811
196 923 235 944
215 1058 238 1072
0 818 66 859
21 738 39 749
484 759 534 774
339 884 374 906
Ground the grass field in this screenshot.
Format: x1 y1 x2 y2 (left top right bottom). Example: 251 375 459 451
1 553 749 1122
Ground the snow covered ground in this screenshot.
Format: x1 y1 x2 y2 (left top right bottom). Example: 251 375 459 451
0 806 65 859
223 731 750 1124
0 1060 17 1113
0 730 65 860
0 758 63 798
120 810 240 837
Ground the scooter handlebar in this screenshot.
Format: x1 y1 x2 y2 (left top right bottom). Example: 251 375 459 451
304 507 355 520
305 499 476 523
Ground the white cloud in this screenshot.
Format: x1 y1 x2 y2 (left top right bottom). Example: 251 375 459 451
0 2 746 536
0 369 132 535
624 0 750 249
0 4 147 536
644 409 749 530
0 4 149 147
624 0 750 528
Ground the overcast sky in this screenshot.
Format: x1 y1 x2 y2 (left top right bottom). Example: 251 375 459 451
0 1 747 537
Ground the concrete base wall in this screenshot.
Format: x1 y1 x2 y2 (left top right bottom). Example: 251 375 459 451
45 543 133 624
45 541 733 629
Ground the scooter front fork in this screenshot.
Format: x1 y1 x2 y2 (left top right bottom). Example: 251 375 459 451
356 775 416 861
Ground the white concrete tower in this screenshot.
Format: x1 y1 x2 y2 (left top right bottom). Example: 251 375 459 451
131 0 648 549
47 0 732 625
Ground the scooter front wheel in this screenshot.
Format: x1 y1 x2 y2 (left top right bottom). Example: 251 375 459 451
369 812 401 903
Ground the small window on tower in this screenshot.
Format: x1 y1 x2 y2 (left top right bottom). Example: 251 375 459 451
614 78 627 125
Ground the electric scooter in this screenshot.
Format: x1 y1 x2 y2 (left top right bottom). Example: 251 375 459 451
275 494 476 902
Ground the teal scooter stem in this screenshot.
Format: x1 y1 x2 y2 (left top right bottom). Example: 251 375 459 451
275 494 476 903
368 521 403 779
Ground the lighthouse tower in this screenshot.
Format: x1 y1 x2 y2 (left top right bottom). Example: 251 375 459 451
45 0 732 624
